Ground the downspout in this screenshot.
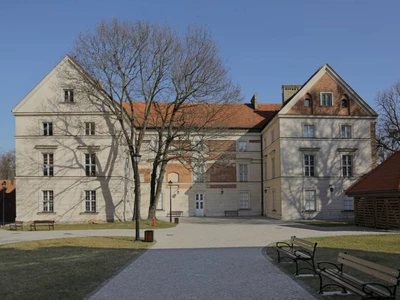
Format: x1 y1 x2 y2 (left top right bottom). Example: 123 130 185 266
260 137 264 216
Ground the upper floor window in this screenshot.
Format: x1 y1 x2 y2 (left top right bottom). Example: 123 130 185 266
43 153 54 176
85 122 95 136
43 122 53 136
340 125 352 139
85 190 96 212
64 89 74 103
85 153 96 176
341 99 348 108
42 190 54 212
239 191 249 209
303 125 315 138
304 155 315 177
342 155 353 177
271 129 275 143
193 163 205 182
239 164 248 182
305 190 316 211
304 98 311 107
238 141 247 152
271 157 276 179
320 92 333 106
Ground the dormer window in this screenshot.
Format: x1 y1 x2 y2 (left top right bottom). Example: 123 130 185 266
64 89 74 103
341 99 348 108
320 92 333 106
304 98 311 107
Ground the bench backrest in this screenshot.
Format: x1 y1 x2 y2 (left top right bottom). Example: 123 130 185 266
338 252 400 285
291 236 317 252
34 220 54 224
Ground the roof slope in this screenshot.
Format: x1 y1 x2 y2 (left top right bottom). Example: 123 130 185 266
122 102 281 130
346 150 400 196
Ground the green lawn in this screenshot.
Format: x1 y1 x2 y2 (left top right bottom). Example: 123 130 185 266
266 234 400 300
0 237 149 300
294 220 356 227
4 219 176 231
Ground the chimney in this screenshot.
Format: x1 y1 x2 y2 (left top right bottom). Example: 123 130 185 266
251 93 259 111
282 85 301 104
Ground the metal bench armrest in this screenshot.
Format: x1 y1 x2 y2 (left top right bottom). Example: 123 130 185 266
294 249 312 258
317 261 342 272
276 242 291 248
362 282 394 296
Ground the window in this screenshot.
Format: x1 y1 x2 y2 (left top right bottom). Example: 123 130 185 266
320 92 333 106
156 193 163 210
85 122 95 135
304 155 315 177
264 161 268 180
43 190 54 212
239 192 249 209
304 98 311 107
272 189 276 211
271 129 275 143
343 194 354 211
85 153 96 176
271 157 276 179
305 190 316 211
239 164 248 182
43 122 53 136
341 99 348 108
342 155 353 177
43 153 54 176
238 141 247 152
85 190 96 212
340 125 352 139
193 163 205 182
303 125 315 138
64 89 74 103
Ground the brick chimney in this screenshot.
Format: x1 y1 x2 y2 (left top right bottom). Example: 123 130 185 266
251 93 259 111
282 85 301 104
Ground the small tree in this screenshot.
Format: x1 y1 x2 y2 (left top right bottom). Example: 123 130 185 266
375 81 400 162
67 19 241 220
0 149 15 180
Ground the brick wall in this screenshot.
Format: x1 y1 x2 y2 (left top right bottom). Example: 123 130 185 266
165 163 192 182
207 163 236 182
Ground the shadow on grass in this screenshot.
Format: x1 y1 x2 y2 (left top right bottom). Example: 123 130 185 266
0 236 148 300
265 245 400 300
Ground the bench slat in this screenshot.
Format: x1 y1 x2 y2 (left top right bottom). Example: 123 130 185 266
291 236 316 251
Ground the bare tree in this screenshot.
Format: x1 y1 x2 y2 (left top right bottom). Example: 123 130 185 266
375 81 400 162
67 19 241 220
0 149 15 180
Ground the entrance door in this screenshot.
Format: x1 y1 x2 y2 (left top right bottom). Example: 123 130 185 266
194 193 204 216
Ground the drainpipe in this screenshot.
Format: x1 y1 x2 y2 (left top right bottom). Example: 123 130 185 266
260 137 264 216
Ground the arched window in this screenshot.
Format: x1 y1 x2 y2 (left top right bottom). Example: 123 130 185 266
341 99 348 108
304 98 311 107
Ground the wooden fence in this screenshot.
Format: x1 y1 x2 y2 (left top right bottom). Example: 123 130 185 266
355 197 400 229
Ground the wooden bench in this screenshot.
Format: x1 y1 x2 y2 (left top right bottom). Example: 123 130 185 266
30 220 55 231
166 211 183 217
276 236 318 275
10 221 24 230
224 210 239 217
318 252 400 299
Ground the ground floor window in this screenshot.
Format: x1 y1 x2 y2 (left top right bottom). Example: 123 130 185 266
343 194 354 211
85 190 96 212
43 190 54 212
239 192 249 209
304 190 316 211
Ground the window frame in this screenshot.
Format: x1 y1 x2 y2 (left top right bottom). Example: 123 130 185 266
272 189 276 211
304 190 316 212
85 122 96 136
238 141 248 152
193 163 205 182
85 190 96 213
42 190 54 212
342 154 353 177
340 125 352 139
304 154 315 177
303 124 315 138
304 98 311 107
64 89 74 103
43 153 54 176
239 191 250 209
343 193 354 211
85 153 96 177
43 122 53 136
320 92 333 107
238 164 248 182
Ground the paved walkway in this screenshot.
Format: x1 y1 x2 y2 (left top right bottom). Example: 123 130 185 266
0 218 385 300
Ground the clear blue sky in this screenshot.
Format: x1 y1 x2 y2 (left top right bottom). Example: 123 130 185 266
1 0 399 151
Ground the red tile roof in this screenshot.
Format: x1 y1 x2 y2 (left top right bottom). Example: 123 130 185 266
346 151 400 195
0 180 16 193
122 102 281 130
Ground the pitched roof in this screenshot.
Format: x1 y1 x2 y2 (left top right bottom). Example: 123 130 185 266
122 102 281 130
346 151 400 196
0 180 16 193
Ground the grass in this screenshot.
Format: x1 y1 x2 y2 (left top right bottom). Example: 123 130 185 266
266 234 400 300
3 219 176 231
0 236 149 300
294 220 356 227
